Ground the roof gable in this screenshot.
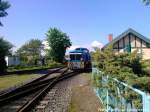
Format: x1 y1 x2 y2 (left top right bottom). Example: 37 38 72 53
103 28 150 49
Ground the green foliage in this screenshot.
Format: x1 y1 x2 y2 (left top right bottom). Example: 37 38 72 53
92 73 102 88
94 45 143 79
0 37 13 73
91 47 101 67
0 57 7 73
141 59 150 76
143 0 150 5
132 77 150 93
133 99 142 110
7 62 63 72
0 0 10 26
46 28 72 63
0 38 12 57
92 44 150 110
16 39 42 65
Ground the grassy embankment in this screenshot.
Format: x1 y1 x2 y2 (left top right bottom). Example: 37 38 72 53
0 62 64 91
0 74 40 90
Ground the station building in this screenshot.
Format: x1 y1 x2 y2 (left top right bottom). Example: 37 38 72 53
102 28 150 60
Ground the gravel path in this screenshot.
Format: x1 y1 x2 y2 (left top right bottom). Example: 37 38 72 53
33 73 102 112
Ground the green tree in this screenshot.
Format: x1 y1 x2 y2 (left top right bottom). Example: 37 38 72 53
0 0 10 26
143 0 150 5
0 37 13 73
46 28 72 63
16 39 42 65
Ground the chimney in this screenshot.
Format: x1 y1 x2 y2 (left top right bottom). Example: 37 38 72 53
108 34 113 42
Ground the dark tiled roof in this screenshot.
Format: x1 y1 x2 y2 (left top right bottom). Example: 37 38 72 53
102 28 150 49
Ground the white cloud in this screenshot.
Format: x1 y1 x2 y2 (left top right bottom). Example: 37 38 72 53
67 45 80 51
91 40 103 48
66 40 103 54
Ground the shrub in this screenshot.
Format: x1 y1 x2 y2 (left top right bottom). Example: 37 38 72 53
0 57 7 73
92 45 150 93
141 59 150 76
132 77 150 93
0 38 13 74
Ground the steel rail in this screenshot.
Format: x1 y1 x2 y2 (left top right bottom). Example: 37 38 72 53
0 67 64 99
0 68 67 108
17 70 80 112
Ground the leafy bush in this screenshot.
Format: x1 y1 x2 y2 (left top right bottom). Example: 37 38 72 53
7 62 63 72
141 59 150 76
0 38 13 74
91 45 150 111
0 57 7 73
92 45 150 93
132 77 150 93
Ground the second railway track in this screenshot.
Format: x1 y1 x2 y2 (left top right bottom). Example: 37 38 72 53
0 67 65 98
0 68 81 112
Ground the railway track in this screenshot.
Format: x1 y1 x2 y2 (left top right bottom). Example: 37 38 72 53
0 67 64 97
0 68 80 112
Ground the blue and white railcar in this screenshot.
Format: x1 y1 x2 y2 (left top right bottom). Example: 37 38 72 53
68 48 91 71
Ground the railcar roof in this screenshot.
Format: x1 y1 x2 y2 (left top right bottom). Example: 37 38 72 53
69 47 89 53
75 48 89 51
69 50 83 53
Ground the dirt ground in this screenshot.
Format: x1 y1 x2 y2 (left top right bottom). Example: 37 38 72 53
68 73 103 112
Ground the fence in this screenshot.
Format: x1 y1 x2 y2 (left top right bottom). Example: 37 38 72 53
92 68 150 112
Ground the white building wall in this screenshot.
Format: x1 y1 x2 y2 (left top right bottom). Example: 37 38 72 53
5 56 20 66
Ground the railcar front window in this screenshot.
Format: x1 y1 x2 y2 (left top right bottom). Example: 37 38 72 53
76 54 81 60
70 54 75 60
70 54 81 60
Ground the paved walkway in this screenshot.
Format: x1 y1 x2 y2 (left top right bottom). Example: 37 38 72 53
68 73 103 112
